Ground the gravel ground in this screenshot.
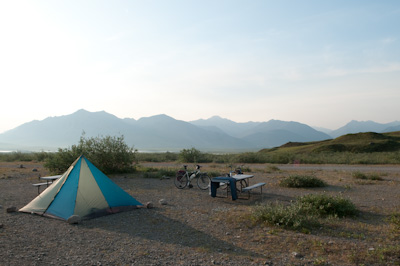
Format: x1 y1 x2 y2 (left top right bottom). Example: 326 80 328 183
1 162 400 266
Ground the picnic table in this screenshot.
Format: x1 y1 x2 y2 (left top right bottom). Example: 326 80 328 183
32 175 62 194
211 174 265 200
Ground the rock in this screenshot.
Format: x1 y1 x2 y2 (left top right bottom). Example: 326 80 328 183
159 199 167 205
6 206 17 213
0 223 4 229
292 252 303 258
32 168 38 172
145 202 154 209
67 215 81 224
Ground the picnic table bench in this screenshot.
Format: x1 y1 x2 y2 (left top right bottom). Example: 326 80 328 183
32 182 53 194
241 182 266 199
32 175 61 194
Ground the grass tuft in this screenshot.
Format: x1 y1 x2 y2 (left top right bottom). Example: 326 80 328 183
279 175 327 188
352 171 383 181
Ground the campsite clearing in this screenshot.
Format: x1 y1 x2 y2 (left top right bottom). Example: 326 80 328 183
1 161 400 265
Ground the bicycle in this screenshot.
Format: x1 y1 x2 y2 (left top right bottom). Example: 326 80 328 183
174 165 210 190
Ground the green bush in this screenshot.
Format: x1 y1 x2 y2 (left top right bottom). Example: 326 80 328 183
279 175 327 188
252 201 320 230
298 194 359 217
44 134 136 174
179 147 204 163
252 194 358 231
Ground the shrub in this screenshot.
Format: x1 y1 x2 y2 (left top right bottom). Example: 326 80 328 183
252 194 358 231
44 134 136 174
207 171 223 178
298 194 359 217
388 212 400 233
136 152 178 162
252 201 320 230
352 171 383 181
279 175 327 188
266 165 280 173
179 147 203 163
141 168 177 179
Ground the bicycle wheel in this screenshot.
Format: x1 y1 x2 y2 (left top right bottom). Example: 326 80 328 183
197 173 210 190
174 173 188 189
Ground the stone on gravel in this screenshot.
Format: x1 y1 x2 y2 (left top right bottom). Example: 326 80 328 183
67 215 81 224
6 206 17 213
145 202 154 209
292 252 303 258
159 199 167 205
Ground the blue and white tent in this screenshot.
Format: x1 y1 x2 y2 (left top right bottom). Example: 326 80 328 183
20 155 142 220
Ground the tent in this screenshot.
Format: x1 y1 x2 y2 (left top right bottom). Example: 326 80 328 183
20 155 142 220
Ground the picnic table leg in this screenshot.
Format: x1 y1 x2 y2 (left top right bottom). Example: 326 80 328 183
210 181 220 197
229 181 237 200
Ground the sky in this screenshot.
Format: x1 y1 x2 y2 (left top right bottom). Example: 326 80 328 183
1 0 400 133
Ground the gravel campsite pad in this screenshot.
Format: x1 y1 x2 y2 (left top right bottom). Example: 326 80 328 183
1 162 400 266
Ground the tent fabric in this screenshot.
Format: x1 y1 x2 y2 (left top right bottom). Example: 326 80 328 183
19 155 142 220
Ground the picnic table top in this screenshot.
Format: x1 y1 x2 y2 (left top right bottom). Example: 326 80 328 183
230 174 254 180
40 175 62 181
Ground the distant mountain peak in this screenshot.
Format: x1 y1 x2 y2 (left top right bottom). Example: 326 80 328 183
209 115 226 120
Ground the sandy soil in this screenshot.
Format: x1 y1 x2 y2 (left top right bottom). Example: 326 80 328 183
1 162 400 265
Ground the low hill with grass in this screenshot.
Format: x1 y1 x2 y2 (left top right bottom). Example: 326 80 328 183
257 131 400 164
262 131 400 154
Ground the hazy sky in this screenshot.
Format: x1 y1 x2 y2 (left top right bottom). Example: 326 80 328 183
1 0 399 133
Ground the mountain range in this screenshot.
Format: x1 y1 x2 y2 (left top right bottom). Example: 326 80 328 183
0 109 399 152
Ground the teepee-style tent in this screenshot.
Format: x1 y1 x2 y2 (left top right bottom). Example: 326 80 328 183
20 155 142 220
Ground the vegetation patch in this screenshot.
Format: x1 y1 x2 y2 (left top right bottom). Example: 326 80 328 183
252 194 358 231
388 212 400 234
298 194 358 218
265 165 281 173
352 171 383 181
251 201 320 231
279 175 327 188
44 134 136 174
140 167 177 179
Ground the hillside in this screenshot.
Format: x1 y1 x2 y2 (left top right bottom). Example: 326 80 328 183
260 131 400 155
